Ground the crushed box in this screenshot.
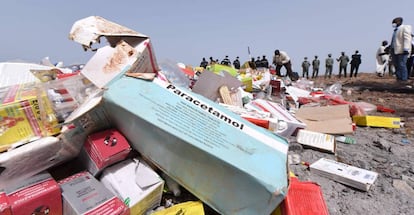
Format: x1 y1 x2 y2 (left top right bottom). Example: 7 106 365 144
100 158 164 215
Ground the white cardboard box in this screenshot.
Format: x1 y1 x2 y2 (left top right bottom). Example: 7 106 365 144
296 129 336 153
310 158 378 191
100 159 164 215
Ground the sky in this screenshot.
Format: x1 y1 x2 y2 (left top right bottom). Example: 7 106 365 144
1 0 414 74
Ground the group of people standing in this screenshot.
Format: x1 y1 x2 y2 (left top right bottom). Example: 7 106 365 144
301 51 362 79
376 17 413 82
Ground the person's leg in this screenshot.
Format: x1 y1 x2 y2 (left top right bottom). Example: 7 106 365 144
355 65 359 77
338 66 343 78
276 64 282 76
284 61 294 79
393 54 403 80
344 65 347 77
351 64 356 77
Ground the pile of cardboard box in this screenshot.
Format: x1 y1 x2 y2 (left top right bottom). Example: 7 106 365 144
1 15 398 215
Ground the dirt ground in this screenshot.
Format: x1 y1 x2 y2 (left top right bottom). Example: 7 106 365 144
287 72 414 215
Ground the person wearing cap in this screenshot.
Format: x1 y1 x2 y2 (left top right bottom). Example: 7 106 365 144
350 50 362 78
390 17 412 81
301 57 310 79
255 56 263 68
233 56 241 69
325 53 334 79
312 55 320 78
336 51 350 78
272 49 296 80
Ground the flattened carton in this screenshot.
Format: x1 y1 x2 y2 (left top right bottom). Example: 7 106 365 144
102 77 289 215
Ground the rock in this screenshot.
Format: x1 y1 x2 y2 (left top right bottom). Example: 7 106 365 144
393 179 414 196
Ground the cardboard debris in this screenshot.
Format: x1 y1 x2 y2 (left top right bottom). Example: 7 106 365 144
310 158 378 191
296 129 336 153
295 105 354 134
100 159 164 215
0 62 55 88
191 70 242 102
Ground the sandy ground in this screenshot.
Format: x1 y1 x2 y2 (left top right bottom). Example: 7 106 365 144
287 73 414 215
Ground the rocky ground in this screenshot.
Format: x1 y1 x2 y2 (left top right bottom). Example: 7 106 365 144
287 73 414 215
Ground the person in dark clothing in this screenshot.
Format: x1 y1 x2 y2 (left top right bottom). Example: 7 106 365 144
248 57 257 70
209 57 216 65
255 56 262 68
221 55 231 66
233 56 241 69
261 55 269 68
312 55 320 78
199 57 208 68
406 43 414 77
350 50 362 77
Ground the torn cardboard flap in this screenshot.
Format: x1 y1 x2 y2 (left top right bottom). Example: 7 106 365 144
295 105 353 134
70 16 159 89
69 16 148 49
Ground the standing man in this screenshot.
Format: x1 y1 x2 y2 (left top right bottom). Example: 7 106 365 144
350 50 362 78
336 52 350 78
312 55 320 78
325 53 334 79
233 56 241 69
376 40 390 77
272 49 296 80
301 57 310 79
390 17 412 82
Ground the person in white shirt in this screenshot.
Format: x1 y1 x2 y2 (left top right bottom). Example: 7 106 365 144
376 40 390 77
390 17 412 81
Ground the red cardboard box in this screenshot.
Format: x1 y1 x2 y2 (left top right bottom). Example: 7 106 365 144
59 171 129 215
4 172 62 215
282 177 329 215
270 79 281 96
0 192 11 215
79 128 132 175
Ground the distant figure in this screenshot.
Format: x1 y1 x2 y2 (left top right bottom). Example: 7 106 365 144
336 51 350 78
199 57 208 69
350 50 362 77
248 57 257 70
255 56 263 68
261 55 269 68
301 57 310 79
312 55 320 78
272 49 296 80
325 53 334 79
209 57 216 65
376 40 390 77
221 55 231 66
233 56 241 69
390 17 412 81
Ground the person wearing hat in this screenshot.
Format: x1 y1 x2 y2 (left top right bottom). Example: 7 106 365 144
272 49 296 80
301 57 310 79
325 53 334 79
233 56 241 69
390 17 412 81
350 50 362 78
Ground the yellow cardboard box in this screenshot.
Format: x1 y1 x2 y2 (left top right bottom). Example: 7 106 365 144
352 115 400 129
